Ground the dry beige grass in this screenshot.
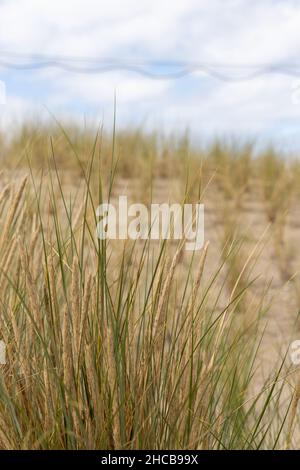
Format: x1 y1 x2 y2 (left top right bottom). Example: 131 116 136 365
0 127 299 449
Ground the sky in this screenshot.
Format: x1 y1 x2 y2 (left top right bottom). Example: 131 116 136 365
1 0 300 150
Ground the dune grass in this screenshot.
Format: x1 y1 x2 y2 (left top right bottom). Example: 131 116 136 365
0 124 299 449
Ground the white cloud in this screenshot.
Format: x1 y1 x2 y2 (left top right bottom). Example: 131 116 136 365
1 0 300 146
